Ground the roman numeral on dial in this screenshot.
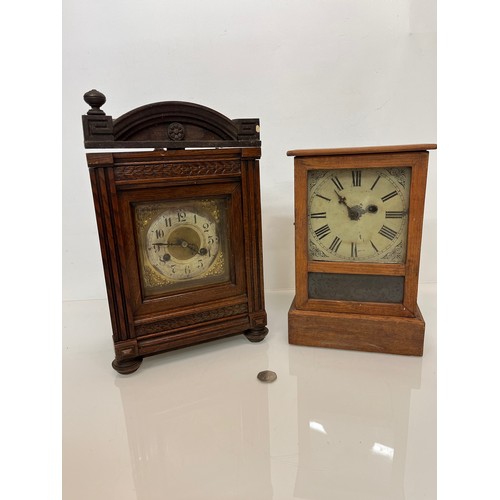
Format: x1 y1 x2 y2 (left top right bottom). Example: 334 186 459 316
352 170 361 187
314 224 331 240
329 236 342 252
381 191 398 202
378 225 398 240
310 212 327 219
331 176 344 190
370 175 381 191
385 210 405 218
351 242 358 258
316 194 331 202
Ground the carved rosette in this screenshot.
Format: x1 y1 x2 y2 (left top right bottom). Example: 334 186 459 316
167 122 185 141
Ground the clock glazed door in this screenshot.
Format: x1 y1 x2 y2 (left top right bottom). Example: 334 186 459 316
294 151 429 318
119 182 247 317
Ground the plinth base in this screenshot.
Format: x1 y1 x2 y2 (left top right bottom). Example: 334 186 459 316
288 298 425 356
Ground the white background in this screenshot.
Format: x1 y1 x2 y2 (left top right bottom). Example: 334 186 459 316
4 2 499 498
62 0 437 300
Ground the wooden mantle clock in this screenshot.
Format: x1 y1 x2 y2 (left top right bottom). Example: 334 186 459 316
288 144 436 356
82 90 268 374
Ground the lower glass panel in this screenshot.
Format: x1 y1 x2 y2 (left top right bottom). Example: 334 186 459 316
308 273 404 303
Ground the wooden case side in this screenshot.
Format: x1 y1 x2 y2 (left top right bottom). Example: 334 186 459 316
402 151 429 314
240 152 268 328
88 162 136 343
293 159 310 309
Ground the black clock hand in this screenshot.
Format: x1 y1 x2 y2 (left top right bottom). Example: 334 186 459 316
334 190 352 210
154 239 206 256
334 190 364 221
186 242 210 256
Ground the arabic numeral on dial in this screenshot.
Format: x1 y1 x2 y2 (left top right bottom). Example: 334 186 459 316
164 217 172 227
197 259 204 269
170 264 176 274
184 266 190 275
155 229 164 238
208 235 219 245
203 222 210 232
177 210 186 222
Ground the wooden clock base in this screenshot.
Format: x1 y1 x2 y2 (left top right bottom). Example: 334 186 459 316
288 299 424 356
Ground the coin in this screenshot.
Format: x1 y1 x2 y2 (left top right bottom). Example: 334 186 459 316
257 370 277 383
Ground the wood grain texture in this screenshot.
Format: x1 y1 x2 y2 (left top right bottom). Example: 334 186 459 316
287 144 436 157
84 99 268 373
289 144 435 355
288 298 425 356
82 91 261 149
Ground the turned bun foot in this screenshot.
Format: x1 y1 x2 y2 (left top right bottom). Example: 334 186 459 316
244 326 269 343
112 357 143 374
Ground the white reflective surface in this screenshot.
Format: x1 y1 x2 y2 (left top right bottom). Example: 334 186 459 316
63 287 436 499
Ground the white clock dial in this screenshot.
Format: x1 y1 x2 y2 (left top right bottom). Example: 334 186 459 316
308 168 411 263
146 207 220 281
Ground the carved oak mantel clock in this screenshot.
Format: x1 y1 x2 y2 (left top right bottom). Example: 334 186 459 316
82 90 268 374
288 144 436 356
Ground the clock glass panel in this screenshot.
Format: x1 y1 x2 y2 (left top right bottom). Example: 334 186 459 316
308 167 411 264
134 197 231 297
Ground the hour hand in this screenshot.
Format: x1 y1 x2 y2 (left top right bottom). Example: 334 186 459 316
334 190 351 210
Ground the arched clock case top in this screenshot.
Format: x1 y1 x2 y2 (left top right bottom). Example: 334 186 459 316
82 90 268 374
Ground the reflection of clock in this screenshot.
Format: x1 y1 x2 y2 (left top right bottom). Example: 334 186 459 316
82 90 268 374
288 144 436 356
308 167 411 263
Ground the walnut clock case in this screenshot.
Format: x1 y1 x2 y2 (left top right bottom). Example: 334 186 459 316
288 144 436 356
82 90 268 374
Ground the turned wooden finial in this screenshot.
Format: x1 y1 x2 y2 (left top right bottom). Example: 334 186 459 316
84 89 107 115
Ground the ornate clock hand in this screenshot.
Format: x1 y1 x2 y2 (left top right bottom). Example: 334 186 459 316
182 241 198 254
179 239 207 256
334 189 365 221
334 189 351 210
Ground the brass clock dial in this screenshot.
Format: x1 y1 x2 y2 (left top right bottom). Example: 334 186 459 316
146 207 220 281
135 198 230 296
308 167 411 264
